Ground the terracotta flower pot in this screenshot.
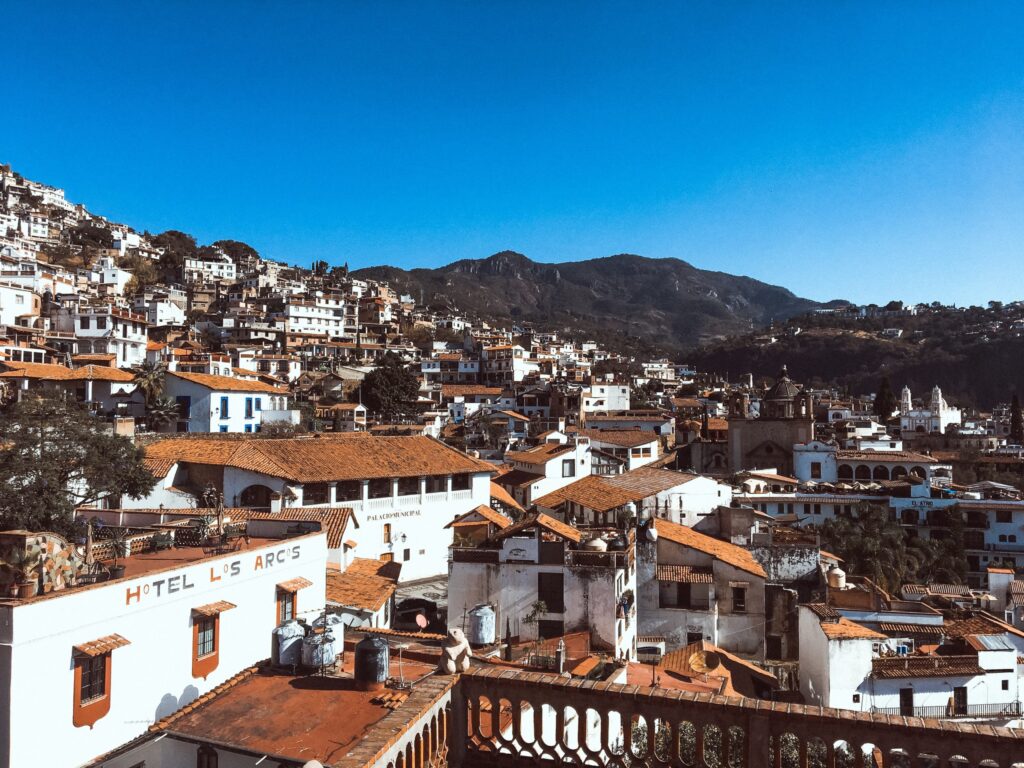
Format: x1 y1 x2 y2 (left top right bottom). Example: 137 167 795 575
17 581 36 599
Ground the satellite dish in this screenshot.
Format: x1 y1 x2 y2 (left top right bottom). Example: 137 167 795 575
689 650 721 674
415 613 429 629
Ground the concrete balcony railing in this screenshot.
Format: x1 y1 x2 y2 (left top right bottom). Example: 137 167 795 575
870 701 1022 720
448 667 1024 768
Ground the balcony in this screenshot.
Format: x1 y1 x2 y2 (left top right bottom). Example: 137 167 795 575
870 702 1021 720
448 668 1023 768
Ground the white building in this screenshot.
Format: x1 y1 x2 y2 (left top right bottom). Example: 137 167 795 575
183 253 237 283
0 526 327 768
581 381 630 415
162 371 291 433
636 518 767 658
498 433 593 507
134 433 495 582
900 385 962 435
799 601 1024 722
89 256 134 296
72 307 148 367
448 513 638 659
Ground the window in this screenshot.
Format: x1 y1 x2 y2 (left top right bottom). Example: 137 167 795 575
80 317 90 329
381 552 394 562
80 655 106 703
219 425 228 433
96 317 107 330
810 461 822 479
537 619 564 639
852 694 861 704
245 397 253 419
732 587 747 613
196 618 216 657
562 459 575 478
383 523 392 544
303 483 330 505
997 510 1012 523
277 590 295 624
537 572 565 613
397 476 419 496
1002 679 1010 691
336 480 362 501
197 745 218 768
403 548 411 561
451 473 471 491
219 396 229 418
244 424 252 433
425 476 446 494
255 398 262 411
368 478 392 498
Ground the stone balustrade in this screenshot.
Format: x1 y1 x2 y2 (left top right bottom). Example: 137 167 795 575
448 667 1024 768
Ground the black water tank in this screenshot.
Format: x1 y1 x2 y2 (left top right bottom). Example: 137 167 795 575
354 635 389 691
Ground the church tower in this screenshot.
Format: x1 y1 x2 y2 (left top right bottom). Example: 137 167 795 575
900 386 912 416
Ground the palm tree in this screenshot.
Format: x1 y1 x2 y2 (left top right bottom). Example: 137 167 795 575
132 360 166 405
145 395 180 432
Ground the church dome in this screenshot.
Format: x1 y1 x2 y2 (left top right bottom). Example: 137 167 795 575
764 365 800 401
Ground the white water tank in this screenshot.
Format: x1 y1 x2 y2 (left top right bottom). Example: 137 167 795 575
273 620 306 666
582 536 608 552
827 565 847 590
467 603 496 646
302 630 338 668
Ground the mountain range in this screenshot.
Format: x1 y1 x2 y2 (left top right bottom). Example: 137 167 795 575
353 251 827 352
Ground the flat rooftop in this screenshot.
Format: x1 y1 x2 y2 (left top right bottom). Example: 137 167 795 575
1 533 321 607
160 656 446 765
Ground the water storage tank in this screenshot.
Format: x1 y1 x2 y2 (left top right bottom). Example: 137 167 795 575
301 630 339 669
354 635 389 691
607 535 627 552
467 603 496 646
582 536 608 552
827 565 847 590
273 620 306 667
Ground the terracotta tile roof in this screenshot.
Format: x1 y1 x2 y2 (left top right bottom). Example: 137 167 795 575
490 481 525 512
581 429 660 448
73 633 131 656
819 617 886 640
657 564 713 583
506 442 573 466
659 640 779 697
277 576 313 592
871 655 984 679
69 365 137 382
492 409 531 422
166 370 288 394
232 507 355 549
439 384 502 399
533 475 638 513
492 468 544 488
604 467 699 497
325 558 400 612
804 603 842 620
0 362 77 380
355 626 448 641
836 449 938 464
71 353 116 363
740 470 799 484
493 512 583 544
943 612 1024 640
192 600 237 618
144 433 494 483
653 518 766 578
445 505 512 530
146 340 167 351
877 622 944 636
142 455 178 478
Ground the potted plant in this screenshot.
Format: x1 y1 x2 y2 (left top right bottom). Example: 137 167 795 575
107 527 129 579
5 550 42 598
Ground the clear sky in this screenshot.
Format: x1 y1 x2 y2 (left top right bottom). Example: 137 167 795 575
5 3 1023 304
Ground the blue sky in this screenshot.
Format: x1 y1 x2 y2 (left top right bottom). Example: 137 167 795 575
5 3 1024 304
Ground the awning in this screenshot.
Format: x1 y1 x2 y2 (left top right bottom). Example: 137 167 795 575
191 601 237 618
73 634 131 657
657 565 712 584
277 577 313 593
344 539 358 549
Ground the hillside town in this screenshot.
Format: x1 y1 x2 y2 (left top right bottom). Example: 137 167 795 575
2 166 1022 767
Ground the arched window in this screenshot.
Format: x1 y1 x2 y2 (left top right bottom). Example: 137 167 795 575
854 465 871 480
872 465 890 480
837 464 853 480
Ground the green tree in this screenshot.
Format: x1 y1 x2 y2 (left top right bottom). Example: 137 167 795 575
820 503 915 593
132 360 167 404
0 394 156 536
151 230 197 282
144 395 181 431
873 376 897 420
361 353 419 421
1011 393 1023 446
212 239 259 265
